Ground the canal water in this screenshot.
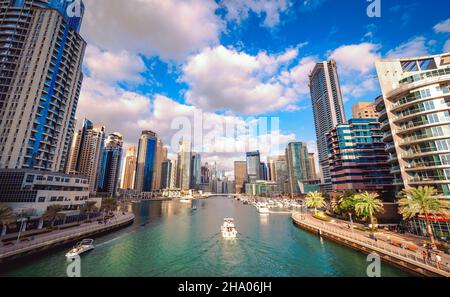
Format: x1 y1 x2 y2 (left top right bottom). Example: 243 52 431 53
1 197 410 277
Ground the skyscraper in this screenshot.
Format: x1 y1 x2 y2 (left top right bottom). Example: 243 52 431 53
234 161 247 194
97 133 123 196
190 152 201 189
274 157 288 194
152 139 167 191
246 151 261 183
375 53 450 202
0 0 86 172
135 130 158 193
309 60 346 191
160 159 172 189
259 162 268 181
308 153 317 180
121 145 137 190
67 119 105 193
285 142 313 196
169 159 178 189
177 140 192 190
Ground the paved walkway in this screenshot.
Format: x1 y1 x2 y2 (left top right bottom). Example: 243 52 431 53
0 212 134 257
293 212 450 275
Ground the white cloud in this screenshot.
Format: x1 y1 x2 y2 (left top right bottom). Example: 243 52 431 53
219 0 291 28
82 0 222 61
329 43 381 75
444 39 450 53
341 77 378 101
77 77 153 142
182 45 308 115
280 55 318 94
84 46 146 83
386 36 429 58
434 18 450 33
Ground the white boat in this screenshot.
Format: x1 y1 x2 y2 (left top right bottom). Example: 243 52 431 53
256 202 270 214
221 218 238 239
180 195 194 203
65 239 95 259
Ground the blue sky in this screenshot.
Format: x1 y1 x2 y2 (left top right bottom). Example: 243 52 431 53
77 0 450 172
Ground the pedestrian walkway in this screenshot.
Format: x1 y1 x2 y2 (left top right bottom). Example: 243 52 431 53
292 212 450 276
0 212 135 262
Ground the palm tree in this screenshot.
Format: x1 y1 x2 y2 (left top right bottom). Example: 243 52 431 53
398 186 449 246
354 192 384 231
81 201 98 221
305 191 325 214
42 204 64 228
101 198 118 213
334 191 357 216
0 205 15 237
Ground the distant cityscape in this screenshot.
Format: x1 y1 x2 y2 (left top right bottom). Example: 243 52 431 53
0 0 449 277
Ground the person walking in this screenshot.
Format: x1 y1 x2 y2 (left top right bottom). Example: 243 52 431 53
426 250 432 265
422 250 427 264
435 254 442 269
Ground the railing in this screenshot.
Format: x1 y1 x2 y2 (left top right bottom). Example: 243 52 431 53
292 213 450 275
0 213 135 257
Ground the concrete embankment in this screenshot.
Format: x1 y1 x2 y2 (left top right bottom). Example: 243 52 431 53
0 212 135 265
292 213 449 277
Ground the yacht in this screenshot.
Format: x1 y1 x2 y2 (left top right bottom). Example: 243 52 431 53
180 194 194 203
256 202 270 214
221 218 238 239
65 239 95 259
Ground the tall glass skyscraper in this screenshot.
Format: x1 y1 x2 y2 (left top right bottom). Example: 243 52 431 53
246 151 261 183
309 60 346 192
97 132 123 197
135 130 158 193
285 142 313 196
0 0 86 172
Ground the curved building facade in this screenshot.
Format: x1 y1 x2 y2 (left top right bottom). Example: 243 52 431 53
375 54 450 200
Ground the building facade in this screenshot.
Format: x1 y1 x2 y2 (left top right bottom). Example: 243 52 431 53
121 145 136 190
352 102 379 119
177 140 192 191
160 159 172 189
0 169 89 216
234 161 247 194
97 132 123 196
0 0 86 172
327 118 394 195
134 130 158 193
375 54 450 201
246 151 261 183
286 142 313 196
309 60 346 191
66 119 105 193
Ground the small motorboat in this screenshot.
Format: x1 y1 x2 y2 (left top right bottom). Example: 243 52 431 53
65 239 95 259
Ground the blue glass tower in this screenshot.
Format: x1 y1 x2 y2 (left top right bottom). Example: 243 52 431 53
135 131 158 193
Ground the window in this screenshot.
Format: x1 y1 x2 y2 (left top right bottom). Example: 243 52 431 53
26 174 34 183
401 60 419 72
418 58 437 71
38 197 46 202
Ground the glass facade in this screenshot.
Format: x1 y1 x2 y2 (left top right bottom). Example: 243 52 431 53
135 131 158 193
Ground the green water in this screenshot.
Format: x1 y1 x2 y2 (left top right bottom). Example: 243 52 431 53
1 197 410 277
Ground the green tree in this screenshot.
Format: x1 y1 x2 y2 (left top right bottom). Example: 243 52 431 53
81 201 98 221
305 192 325 214
354 192 384 231
101 198 118 213
42 204 64 228
0 205 15 237
398 186 449 246
334 191 357 216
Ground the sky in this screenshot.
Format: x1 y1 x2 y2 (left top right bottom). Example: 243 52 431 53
76 0 450 175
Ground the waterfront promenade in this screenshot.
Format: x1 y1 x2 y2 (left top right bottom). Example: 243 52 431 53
0 212 135 264
292 212 450 277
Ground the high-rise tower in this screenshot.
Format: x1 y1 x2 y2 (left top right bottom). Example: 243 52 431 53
309 60 346 191
0 0 86 172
